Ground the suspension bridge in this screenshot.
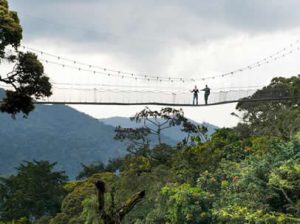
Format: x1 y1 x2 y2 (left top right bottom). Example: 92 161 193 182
1 40 300 106
29 88 296 106
29 86 299 106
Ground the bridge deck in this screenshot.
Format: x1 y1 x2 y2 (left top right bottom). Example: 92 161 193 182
30 97 299 106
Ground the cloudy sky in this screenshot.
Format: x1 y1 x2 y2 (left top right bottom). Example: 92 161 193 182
9 0 300 127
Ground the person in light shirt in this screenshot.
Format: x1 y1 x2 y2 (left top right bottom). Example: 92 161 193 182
191 85 199 105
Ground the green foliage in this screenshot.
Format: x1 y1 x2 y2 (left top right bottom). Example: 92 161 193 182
181 121 208 144
268 162 300 215
114 126 150 155
0 52 52 116
80 196 101 224
237 75 300 140
149 144 175 166
171 128 250 184
50 173 117 224
213 204 300 224
105 158 126 173
0 0 22 56
34 216 53 224
148 183 213 224
0 217 29 224
211 135 300 223
2 133 299 224
77 163 106 180
51 161 173 224
0 0 52 116
114 164 172 224
123 155 151 175
0 161 67 222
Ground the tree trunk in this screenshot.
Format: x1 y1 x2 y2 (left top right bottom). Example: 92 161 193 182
95 180 145 224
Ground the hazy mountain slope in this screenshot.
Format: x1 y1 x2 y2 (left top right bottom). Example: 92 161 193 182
0 104 176 179
0 88 5 99
0 105 126 178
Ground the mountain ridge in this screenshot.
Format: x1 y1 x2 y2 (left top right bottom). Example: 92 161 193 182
0 105 175 179
0 105 127 179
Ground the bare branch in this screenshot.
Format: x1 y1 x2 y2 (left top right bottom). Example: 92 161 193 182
145 117 158 127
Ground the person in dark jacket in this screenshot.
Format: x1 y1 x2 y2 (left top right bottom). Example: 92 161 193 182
202 85 210 105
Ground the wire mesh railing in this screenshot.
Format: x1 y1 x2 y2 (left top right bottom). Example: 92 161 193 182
1 83 299 106
36 87 258 105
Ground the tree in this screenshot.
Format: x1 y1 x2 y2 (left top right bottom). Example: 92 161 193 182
114 107 207 155
114 126 150 155
77 162 107 180
130 107 190 145
181 121 208 145
268 162 300 216
212 134 300 223
236 75 300 140
146 183 213 224
0 0 52 116
0 160 67 222
95 180 145 224
49 172 148 224
171 128 249 184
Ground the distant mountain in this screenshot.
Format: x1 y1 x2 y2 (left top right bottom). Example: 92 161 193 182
99 117 218 143
0 105 128 179
0 90 211 179
0 103 177 179
0 88 5 99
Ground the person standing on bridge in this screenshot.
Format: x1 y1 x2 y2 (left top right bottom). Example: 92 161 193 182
191 85 199 105
202 85 210 105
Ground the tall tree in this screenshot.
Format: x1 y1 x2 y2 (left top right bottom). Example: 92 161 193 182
236 75 300 140
0 0 52 116
114 126 150 155
130 107 190 145
115 107 206 153
0 160 67 222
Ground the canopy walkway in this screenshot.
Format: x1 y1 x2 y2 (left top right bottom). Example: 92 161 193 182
37 88 257 105
29 88 300 106
2 84 298 106
1 41 300 107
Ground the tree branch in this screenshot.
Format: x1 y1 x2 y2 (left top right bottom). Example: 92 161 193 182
160 125 172 131
160 119 170 127
145 117 158 127
95 180 145 224
117 190 146 220
273 186 295 205
144 123 157 134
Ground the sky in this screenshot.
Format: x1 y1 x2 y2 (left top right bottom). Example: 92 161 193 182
8 0 300 127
